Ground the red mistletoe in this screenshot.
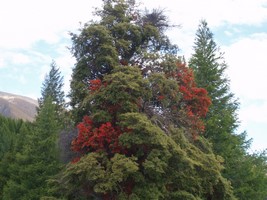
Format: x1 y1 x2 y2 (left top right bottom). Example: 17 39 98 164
174 62 211 135
71 116 124 156
89 79 102 92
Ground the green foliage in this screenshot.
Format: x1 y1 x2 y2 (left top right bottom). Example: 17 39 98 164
230 151 267 200
53 64 236 199
189 19 239 139
189 19 267 199
39 61 65 108
55 152 138 198
0 115 25 159
0 116 32 199
69 0 178 123
2 97 62 199
38 60 67 127
90 66 150 118
46 1 241 199
57 116 236 199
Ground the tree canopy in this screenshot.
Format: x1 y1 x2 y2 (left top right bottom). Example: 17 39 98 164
69 0 178 123
50 1 237 199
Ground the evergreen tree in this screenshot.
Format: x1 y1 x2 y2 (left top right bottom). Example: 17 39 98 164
0 118 13 159
0 115 25 159
2 97 62 200
233 151 267 200
53 66 235 199
68 0 178 123
0 116 30 199
189 20 239 141
51 1 236 199
38 60 65 117
189 19 267 199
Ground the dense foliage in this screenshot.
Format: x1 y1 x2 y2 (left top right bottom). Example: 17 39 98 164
69 0 178 123
48 1 237 199
0 63 66 199
2 97 61 199
189 20 267 199
0 1 266 200
53 66 235 199
0 116 31 199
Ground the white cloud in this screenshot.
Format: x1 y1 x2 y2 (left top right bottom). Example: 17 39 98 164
0 50 30 67
11 53 30 65
5 72 27 85
0 0 102 49
143 0 267 61
223 33 267 101
240 102 267 124
0 57 5 68
143 0 267 27
221 33 267 151
1 0 267 50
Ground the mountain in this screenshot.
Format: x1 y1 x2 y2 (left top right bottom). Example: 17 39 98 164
0 91 38 122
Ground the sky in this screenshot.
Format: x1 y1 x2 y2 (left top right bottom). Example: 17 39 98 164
0 0 266 152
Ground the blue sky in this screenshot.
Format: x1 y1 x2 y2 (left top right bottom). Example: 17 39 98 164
0 0 266 152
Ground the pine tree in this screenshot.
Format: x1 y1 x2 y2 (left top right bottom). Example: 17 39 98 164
189 20 239 139
0 117 30 199
189 20 242 163
189 19 267 199
38 60 65 117
2 97 62 199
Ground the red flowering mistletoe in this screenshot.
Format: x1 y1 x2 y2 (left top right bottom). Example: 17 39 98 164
71 116 125 156
174 62 211 136
89 79 102 92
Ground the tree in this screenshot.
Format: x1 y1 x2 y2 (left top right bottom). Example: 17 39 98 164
68 0 178 123
0 117 14 159
2 97 62 199
189 20 239 141
53 66 235 199
189 19 267 199
47 1 239 198
1 61 68 199
38 60 65 117
233 151 267 200
0 116 30 199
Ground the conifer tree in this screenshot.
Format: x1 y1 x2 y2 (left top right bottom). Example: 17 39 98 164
189 19 267 199
0 116 24 159
0 118 13 159
38 60 65 118
51 1 237 199
189 20 239 141
54 66 235 199
2 97 62 199
68 0 178 123
0 117 30 199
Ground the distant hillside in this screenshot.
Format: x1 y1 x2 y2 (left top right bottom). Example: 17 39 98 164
0 91 38 122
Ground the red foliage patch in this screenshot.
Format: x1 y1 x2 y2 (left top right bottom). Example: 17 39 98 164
173 62 211 136
71 116 125 155
157 95 165 101
89 79 102 92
